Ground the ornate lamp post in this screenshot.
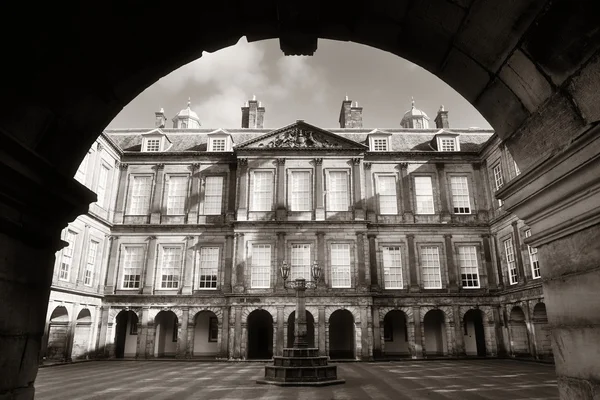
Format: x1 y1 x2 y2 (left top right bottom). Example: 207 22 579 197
279 260 321 348
257 260 344 386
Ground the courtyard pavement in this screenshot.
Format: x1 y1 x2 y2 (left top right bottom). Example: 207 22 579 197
35 359 558 400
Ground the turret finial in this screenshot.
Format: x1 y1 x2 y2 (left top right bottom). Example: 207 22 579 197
187 97 191 108
411 96 415 108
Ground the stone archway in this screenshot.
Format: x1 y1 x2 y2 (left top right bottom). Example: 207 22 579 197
382 310 410 357
46 306 70 361
1 3 600 398
192 311 219 357
463 309 486 357
532 303 553 360
508 306 530 357
247 309 274 360
71 309 93 360
154 310 178 358
287 310 315 348
114 310 139 359
423 309 447 357
328 309 355 360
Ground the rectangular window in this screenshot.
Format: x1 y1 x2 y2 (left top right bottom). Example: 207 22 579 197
377 175 398 215
211 138 226 152
291 244 311 280
84 239 99 286
493 164 504 190
160 246 182 289
327 171 349 211
198 247 219 289
514 160 521 176
440 138 456 151
75 152 90 184
290 171 311 211
208 317 218 342
525 230 540 279
383 246 403 289
504 238 518 285
372 138 388 151
146 139 160 152
251 244 271 288
96 164 109 208
204 176 223 215
450 176 471 214
130 321 138 335
458 246 480 288
166 176 187 215
414 176 435 214
121 246 144 289
127 176 152 215
59 230 77 281
252 171 273 211
331 243 351 288
421 246 442 289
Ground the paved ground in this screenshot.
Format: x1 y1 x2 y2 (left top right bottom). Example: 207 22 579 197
35 359 558 400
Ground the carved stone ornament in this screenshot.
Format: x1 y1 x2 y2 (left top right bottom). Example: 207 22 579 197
263 127 342 149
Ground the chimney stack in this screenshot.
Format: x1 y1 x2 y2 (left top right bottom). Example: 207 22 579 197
241 95 265 128
155 107 166 128
339 96 363 128
435 105 450 128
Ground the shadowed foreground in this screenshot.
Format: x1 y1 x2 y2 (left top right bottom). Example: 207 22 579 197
35 360 557 400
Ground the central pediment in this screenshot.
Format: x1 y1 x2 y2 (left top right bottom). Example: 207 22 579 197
236 121 368 150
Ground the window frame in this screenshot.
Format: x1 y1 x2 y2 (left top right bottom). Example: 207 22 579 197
84 238 100 287
375 174 399 215
457 245 480 289
250 243 272 289
524 229 540 279
144 137 162 152
437 136 460 152
208 317 218 342
96 162 110 208
59 229 78 282
203 175 225 215
250 170 275 212
157 244 184 290
414 175 435 215
290 243 312 281
325 169 351 212
330 242 352 288
369 136 390 152
503 237 518 285
120 245 145 290
381 245 403 289
449 175 471 214
419 245 443 289
126 174 154 216
165 174 189 216
197 246 220 290
287 169 313 212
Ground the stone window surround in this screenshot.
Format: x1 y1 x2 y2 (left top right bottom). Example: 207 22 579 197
377 241 408 290
446 172 474 215
125 173 155 216
248 168 276 212
373 172 400 216
325 239 356 289
285 239 317 281
195 244 224 290
324 168 352 212
117 243 147 291
415 241 448 290
412 173 437 215
453 242 485 289
500 233 517 286
163 173 190 216
245 239 275 290
155 242 185 291
286 168 314 212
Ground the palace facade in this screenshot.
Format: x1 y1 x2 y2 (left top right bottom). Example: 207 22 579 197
42 97 552 362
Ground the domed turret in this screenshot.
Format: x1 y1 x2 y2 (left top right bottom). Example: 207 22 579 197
172 98 201 129
400 98 430 129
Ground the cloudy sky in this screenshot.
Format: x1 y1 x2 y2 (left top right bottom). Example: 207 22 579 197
107 38 491 130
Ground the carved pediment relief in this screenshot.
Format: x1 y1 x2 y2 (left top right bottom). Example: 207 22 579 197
238 122 367 150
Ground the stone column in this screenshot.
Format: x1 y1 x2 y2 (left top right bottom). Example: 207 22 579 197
368 234 380 291
523 302 537 359
372 307 381 358
187 163 200 224
360 307 370 360
352 158 365 220
114 163 129 223
314 158 324 220
407 234 419 292
412 306 423 358
277 306 285 354
472 163 488 221
364 162 376 221
511 221 527 284
177 308 189 358
233 306 242 359
276 158 286 221
492 234 505 288
276 232 286 291
399 163 414 223
65 307 77 361
356 232 367 290
452 306 464 356
136 307 149 359
444 234 458 292
226 162 237 222
436 163 450 222
481 234 496 289
182 235 195 295
220 307 230 358
493 306 507 357
223 234 234 293
318 307 326 356
233 233 245 293
236 158 249 221
103 236 118 294
150 163 165 224
142 236 157 294
316 232 326 287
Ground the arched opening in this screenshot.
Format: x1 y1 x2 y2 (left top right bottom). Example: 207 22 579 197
287 311 315 348
46 306 70 361
508 306 530 357
533 303 553 359
463 309 486 357
328 309 355 360
193 311 219 357
247 310 273 359
115 310 139 359
423 309 447 356
71 309 92 359
382 310 409 357
154 311 178 358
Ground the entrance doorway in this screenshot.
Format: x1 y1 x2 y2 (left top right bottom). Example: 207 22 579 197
328 309 355 359
115 310 138 358
72 309 92 359
423 309 447 356
46 306 69 361
533 303 553 359
287 311 315 348
247 310 273 359
154 311 178 358
509 306 530 357
382 310 409 357
193 311 219 357
463 309 486 356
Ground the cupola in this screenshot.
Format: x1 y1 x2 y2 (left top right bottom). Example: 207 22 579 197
172 98 201 129
400 98 430 129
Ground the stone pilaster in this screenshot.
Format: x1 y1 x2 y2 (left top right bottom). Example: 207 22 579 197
412 306 423 358
407 234 419 292
363 162 375 222
114 162 129 223
481 234 496 290
226 162 237 222
142 236 157 294
436 163 451 222
356 232 367 290
136 307 149 359
316 231 326 287
233 306 242 359
276 232 286 291
187 163 200 224
181 235 195 294
511 221 527 284
399 163 414 223
233 233 245 293
223 234 234 293
367 234 380 291
150 163 165 224
276 158 286 220
372 307 381 358
276 306 284 355
314 158 324 220
472 162 488 221
444 234 458 292
177 308 189 358
352 158 365 220
236 158 248 221
318 307 326 356
220 307 230 358
452 306 464 356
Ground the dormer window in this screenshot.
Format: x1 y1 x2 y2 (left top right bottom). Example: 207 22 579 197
146 138 161 152
440 138 456 151
431 132 460 152
368 131 392 152
212 138 226 152
373 138 388 151
207 130 232 152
